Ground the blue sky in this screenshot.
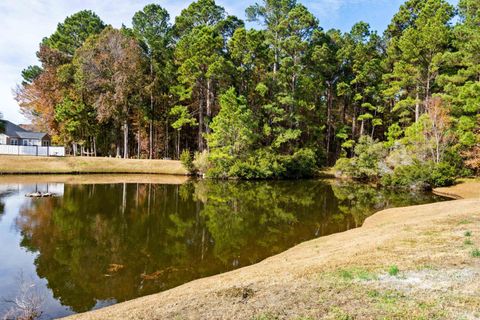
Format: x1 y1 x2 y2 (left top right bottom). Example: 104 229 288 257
0 0 458 124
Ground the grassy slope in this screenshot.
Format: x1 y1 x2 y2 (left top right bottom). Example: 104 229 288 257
65 181 480 320
0 155 188 175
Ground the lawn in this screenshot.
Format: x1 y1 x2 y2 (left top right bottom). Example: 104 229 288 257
0 155 188 175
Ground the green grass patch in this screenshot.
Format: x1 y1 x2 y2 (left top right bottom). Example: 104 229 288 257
471 248 480 258
464 239 473 246
388 265 400 276
464 231 472 237
339 269 354 280
328 307 354 320
378 290 404 305
458 219 472 225
367 289 380 298
252 314 278 320
337 268 377 281
415 264 436 271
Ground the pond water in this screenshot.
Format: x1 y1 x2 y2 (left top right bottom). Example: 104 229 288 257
0 176 446 319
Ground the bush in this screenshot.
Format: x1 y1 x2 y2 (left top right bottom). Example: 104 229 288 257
283 148 317 178
193 150 210 176
430 162 456 187
180 149 195 174
334 136 387 181
334 157 355 178
382 161 456 189
226 149 285 179
208 148 317 180
381 161 433 190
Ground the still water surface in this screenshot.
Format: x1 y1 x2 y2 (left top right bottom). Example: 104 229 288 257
0 177 445 319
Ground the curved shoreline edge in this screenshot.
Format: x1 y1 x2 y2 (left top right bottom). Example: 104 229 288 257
64 180 480 320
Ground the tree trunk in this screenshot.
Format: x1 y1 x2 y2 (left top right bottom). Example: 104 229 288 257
165 118 169 159
326 84 333 164
149 116 153 159
273 31 279 74
123 120 129 159
206 78 212 136
352 103 357 140
149 59 154 159
177 130 181 159
425 67 431 112
415 89 420 123
137 128 141 159
198 89 205 151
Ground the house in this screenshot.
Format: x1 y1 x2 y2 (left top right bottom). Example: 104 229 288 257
0 120 51 146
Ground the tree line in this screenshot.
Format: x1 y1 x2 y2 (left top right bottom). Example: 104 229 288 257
15 0 479 182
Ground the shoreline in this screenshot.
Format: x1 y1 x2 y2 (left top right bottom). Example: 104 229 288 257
63 180 480 320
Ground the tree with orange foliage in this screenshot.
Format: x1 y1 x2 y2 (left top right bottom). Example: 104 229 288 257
14 11 105 146
462 121 480 173
74 27 145 158
423 97 455 164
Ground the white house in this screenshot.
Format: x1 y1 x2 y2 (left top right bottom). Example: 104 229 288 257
0 120 64 156
0 120 51 146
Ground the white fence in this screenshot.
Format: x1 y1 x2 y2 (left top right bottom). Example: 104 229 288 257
0 145 65 157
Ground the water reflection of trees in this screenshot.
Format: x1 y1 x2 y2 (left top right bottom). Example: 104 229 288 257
0 202 4 221
0 192 8 222
330 181 443 227
14 180 442 313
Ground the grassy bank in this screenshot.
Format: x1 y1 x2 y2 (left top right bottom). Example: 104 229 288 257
65 181 480 320
0 155 188 175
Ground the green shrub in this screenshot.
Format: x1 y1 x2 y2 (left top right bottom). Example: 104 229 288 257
388 265 400 276
471 248 480 258
180 150 195 174
352 136 387 180
193 150 210 176
465 231 472 237
227 149 285 179
283 148 317 178
208 147 317 180
334 136 386 181
430 162 456 187
334 157 355 177
382 160 457 189
381 161 433 190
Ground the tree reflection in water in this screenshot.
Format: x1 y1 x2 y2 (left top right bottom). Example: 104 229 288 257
14 180 443 313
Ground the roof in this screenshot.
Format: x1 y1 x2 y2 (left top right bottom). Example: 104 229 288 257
1 120 48 140
2 120 26 136
15 131 48 140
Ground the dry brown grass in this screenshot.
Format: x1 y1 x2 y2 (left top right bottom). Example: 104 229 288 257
0 155 187 175
434 178 480 199
64 181 480 320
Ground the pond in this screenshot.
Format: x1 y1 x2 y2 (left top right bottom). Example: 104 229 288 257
0 176 446 319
